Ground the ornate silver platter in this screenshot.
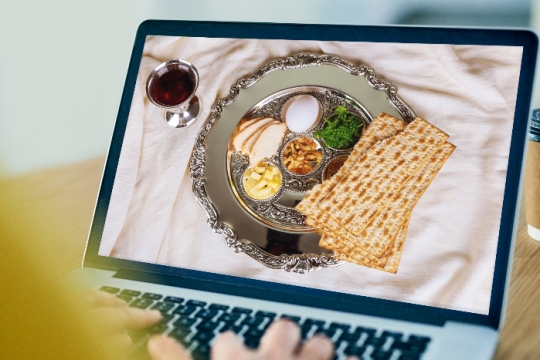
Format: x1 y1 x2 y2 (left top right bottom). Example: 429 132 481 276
190 53 416 273
227 86 372 232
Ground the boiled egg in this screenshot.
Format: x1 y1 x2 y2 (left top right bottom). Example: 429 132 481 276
283 95 321 133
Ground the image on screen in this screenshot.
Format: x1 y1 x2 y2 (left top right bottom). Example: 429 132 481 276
97 35 523 315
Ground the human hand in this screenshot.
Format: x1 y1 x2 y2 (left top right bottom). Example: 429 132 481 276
147 319 360 360
80 290 162 353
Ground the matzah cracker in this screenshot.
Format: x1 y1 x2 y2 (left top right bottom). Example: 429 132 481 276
319 141 455 258
319 117 449 240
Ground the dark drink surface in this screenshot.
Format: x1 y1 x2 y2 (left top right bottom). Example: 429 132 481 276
149 64 196 107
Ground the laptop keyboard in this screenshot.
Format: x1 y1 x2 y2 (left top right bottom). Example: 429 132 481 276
101 286 431 360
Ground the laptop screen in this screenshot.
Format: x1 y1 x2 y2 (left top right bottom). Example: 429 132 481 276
88 22 536 324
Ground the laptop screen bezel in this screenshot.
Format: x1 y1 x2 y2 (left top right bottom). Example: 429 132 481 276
83 20 538 330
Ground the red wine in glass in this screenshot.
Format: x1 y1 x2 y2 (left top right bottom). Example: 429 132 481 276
146 59 201 128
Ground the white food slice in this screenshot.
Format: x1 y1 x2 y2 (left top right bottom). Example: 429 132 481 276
242 121 278 155
254 165 266 173
255 178 269 189
249 122 287 166
232 117 274 151
238 117 265 132
250 172 262 181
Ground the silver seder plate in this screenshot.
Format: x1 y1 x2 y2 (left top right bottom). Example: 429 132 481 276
190 53 416 273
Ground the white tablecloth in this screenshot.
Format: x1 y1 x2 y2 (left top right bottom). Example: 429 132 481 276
98 36 522 315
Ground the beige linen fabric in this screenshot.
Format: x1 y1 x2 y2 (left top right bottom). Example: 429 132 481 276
98 36 522 315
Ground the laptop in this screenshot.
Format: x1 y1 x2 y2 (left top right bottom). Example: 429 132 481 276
72 20 538 360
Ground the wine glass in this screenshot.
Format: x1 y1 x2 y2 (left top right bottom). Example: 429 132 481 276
146 59 202 128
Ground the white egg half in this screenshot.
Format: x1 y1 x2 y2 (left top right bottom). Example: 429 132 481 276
284 95 320 133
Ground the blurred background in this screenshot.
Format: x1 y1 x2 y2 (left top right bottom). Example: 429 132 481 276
0 0 535 178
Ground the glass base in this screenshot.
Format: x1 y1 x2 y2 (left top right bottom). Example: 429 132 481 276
164 95 201 128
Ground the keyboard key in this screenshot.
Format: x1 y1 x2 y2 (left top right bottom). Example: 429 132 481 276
192 343 211 360
391 341 414 351
152 302 175 313
193 331 215 343
159 314 175 325
357 327 377 335
130 298 154 309
195 309 219 319
371 350 393 360
173 305 197 316
218 313 241 324
186 300 207 307
231 307 252 314
241 316 265 327
142 293 162 300
281 315 301 323
329 322 351 332
408 335 431 343
164 296 184 304
392 341 428 354
116 295 132 303
209 304 229 311
174 317 197 328
362 336 387 348
244 339 260 349
382 330 403 340
301 324 313 338
313 328 337 339
120 289 141 297
344 345 368 356
338 331 361 343
100 286 120 294
399 355 421 360
255 310 276 319
303 318 326 326
244 328 264 339
197 321 220 332
170 327 191 340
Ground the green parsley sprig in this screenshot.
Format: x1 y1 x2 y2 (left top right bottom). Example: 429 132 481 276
313 106 363 149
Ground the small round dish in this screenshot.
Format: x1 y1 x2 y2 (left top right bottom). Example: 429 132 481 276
281 137 324 176
242 163 283 201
